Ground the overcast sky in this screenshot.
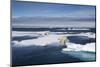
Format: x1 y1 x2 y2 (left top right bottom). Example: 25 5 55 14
12 1 96 27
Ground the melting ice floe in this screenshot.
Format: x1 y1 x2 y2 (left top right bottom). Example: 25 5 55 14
62 42 95 52
79 32 95 38
12 31 51 37
12 34 61 47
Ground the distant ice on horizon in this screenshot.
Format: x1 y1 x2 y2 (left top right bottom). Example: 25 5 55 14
12 21 95 28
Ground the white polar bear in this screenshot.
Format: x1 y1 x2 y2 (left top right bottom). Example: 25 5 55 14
58 36 69 48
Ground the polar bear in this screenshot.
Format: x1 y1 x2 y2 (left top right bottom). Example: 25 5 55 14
58 36 69 48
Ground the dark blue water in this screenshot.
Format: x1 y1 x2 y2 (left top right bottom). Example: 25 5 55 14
12 27 96 33
12 45 81 66
12 36 38 41
68 36 95 45
12 45 96 66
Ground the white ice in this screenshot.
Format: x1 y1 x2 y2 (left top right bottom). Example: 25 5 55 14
12 31 50 37
12 31 95 52
62 42 95 52
12 31 95 38
79 32 95 38
12 34 62 46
